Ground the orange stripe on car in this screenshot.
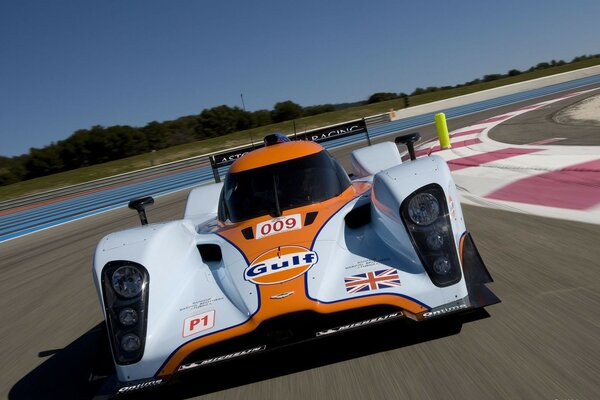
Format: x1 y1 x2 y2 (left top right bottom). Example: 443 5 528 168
156 181 432 377
459 232 467 267
158 290 427 377
229 141 323 173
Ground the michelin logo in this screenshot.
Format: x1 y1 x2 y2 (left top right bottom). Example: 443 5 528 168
178 345 266 371
316 312 402 337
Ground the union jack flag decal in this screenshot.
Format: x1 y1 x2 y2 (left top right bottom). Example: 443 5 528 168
344 268 401 294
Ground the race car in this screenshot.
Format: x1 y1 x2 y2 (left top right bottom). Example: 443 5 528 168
91 132 499 397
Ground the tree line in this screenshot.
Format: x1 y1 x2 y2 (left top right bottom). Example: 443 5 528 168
0 101 338 185
1 54 598 186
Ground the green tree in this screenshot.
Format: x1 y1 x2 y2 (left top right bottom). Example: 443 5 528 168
251 109 273 126
24 145 64 179
535 62 551 70
143 121 169 150
0 155 26 185
195 105 249 138
166 116 200 145
367 92 399 104
483 74 503 82
102 125 148 161
58 128 94 169
271 101 303 122
235 109 254 131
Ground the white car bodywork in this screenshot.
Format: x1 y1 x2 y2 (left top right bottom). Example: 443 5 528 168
92 139 497 395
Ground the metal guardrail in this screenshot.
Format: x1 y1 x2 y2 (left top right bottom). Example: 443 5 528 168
365 112 391 126
0 156 211 212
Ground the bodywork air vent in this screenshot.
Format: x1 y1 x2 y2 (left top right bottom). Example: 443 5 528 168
345 203 371 229
197 244 223 262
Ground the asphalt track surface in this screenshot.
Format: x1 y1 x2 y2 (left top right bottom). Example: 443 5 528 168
2 87 600 399
490 86 600 145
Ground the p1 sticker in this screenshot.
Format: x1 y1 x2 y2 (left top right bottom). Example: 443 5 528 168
256 214 302 239
183 310 215 337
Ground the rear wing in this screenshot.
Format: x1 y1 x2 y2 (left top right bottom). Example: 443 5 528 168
209 119 371 182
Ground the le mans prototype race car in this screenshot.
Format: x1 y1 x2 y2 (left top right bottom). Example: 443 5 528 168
92 128 499 397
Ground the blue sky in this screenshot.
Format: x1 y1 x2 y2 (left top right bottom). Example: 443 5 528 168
1 0 599 157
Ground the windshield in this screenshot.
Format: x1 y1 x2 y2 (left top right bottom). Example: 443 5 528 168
219 150 351 222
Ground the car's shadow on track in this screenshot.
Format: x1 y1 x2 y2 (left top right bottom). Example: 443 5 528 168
9 310 489 400
8 323 107 399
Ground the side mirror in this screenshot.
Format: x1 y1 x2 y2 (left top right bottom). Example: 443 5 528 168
128 196 155 226
395 132 421 161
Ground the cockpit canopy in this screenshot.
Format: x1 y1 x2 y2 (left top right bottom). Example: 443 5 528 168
218 148 351 223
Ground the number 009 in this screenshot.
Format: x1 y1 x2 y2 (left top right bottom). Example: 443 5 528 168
256 214 302 238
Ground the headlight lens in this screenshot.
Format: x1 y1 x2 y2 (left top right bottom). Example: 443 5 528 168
407 193 440 225
121 333 141 352
426 231 444 250
119 308 138 326
111 265 143 298
433 257 451 274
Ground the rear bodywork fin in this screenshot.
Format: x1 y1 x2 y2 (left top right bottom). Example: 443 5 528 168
460 232 501 308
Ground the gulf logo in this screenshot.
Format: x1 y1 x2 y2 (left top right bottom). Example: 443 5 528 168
244 245 318 285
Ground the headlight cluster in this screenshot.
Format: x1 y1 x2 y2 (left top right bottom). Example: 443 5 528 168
102 261 149 364
401 184 461 287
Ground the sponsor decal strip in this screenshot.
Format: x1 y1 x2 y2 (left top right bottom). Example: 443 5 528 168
178 345 267 371
422 303 468 318
316 312 402 337
117 379 164 394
